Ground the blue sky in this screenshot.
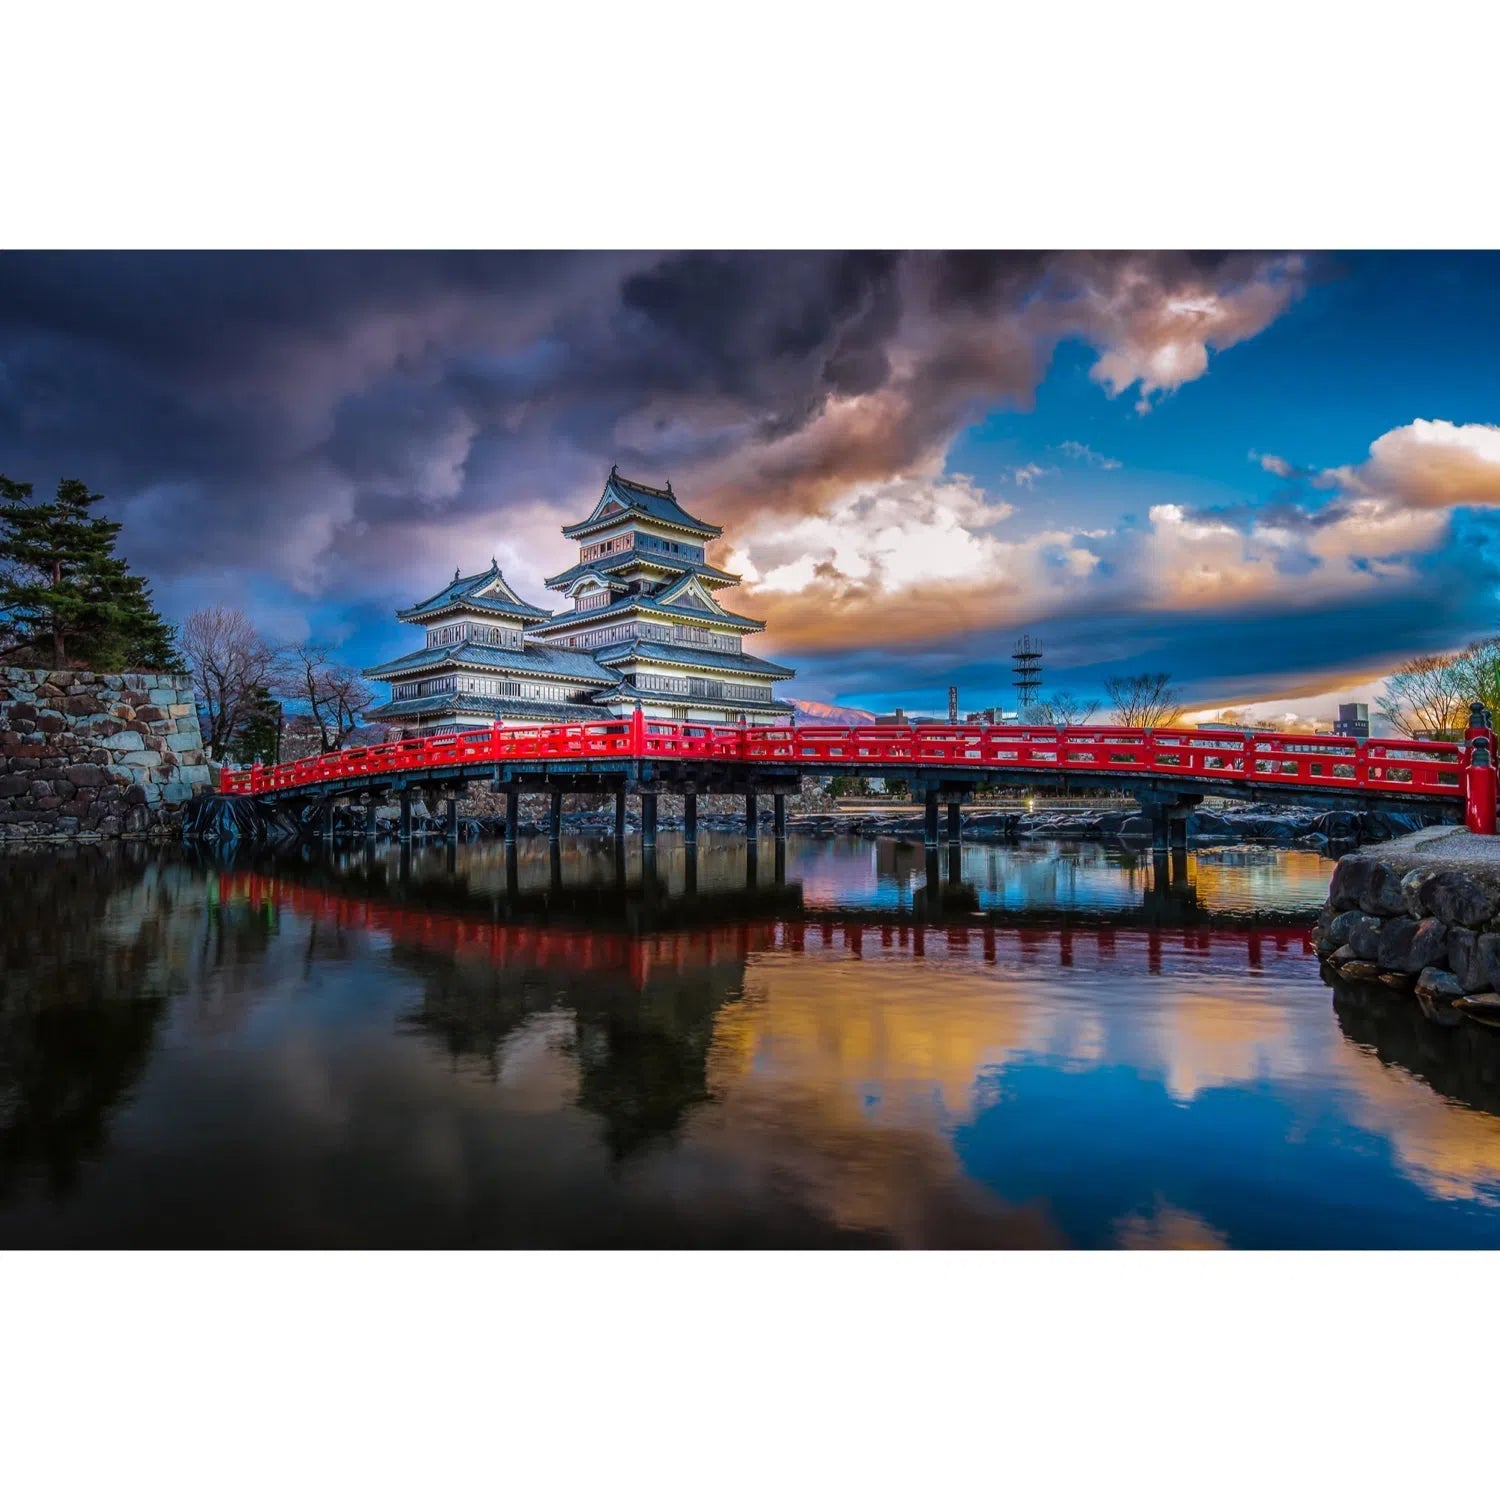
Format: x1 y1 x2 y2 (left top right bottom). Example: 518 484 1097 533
2 251 1498 724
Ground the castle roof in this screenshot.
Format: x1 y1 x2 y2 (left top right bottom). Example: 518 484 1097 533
365 639 620 684
545 551 741 592
593 639 796 679
561 468 722 541
397 561 552 623
368 692 606 723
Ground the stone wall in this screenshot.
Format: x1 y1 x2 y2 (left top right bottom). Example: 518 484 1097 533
0 667 211 842
1316 841 1500 1025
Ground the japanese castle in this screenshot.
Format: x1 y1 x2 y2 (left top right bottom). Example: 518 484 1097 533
366 469 797 733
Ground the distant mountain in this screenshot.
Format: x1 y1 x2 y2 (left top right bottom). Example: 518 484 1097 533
789 699 877 725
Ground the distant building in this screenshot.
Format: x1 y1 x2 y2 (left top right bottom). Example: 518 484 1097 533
1334 702 1370 739
366 469 796 735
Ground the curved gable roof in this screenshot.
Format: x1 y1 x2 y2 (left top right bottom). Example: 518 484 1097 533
397 561 552 623
561 468 722 540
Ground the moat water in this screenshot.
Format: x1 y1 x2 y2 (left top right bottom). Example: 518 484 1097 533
4 834 1500 1248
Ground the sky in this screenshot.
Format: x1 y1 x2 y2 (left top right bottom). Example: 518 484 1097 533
3 249 1499 725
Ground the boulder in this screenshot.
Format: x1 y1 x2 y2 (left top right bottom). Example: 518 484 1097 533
1345 913 1383 961
1416 869 1496 928
1447 928 1484 992
101 730 145 752
1328 857 1373 911
1416 966 1466 1001
65 764 107 786
1400 866 1431 918
1358 862 1407 917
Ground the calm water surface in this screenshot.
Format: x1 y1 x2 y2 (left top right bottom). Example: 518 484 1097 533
5 834 1500 1248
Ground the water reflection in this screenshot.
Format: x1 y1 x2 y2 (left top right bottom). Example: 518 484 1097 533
2 836 1500 1247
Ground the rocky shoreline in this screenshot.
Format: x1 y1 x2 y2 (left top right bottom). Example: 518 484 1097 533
1316 828 1500 1030
791 802 1433 847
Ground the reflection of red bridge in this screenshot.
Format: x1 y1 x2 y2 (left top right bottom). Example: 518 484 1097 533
219 712 1496 839
217 872 1315 985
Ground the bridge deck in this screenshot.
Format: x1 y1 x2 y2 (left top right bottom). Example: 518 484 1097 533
220 713 1490 823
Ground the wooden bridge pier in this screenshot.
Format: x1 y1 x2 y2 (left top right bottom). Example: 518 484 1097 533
399 788 413 844
745 792 758 838
641 792 658 849
614 789 627 842
505 789 520 846
773 792 787 841
684 791 698 846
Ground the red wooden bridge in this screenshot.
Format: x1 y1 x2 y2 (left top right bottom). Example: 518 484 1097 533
219 710 1500 844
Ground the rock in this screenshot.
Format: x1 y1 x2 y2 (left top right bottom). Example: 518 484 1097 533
65 764 107 786
1328 944 1358 965
121 750 163 768
1345 913 1383 961
1447 927 1487 992
1341 961 1383 980
1409 917 1450 974
1416 869 1496 928
1452 993 1500 1029
1327 908 1374 948
1359 862 1407 917
1400 867 1431 918
1376 918 1419 970
1416 966 1466 1001
100 730 145 752
1329 857 1374 911
0 772 27 797
1375 915 1449 974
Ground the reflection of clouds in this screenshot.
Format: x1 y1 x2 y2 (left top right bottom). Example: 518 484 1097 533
706 948 1500 1215
1332 1043 1500 1203
1115 1199 1229 1249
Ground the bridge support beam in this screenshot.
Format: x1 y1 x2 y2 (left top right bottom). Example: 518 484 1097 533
549 789 563 842
399 788 412 844
773 792 787 841
924 789 939 847
1142 794 1199 852
322 800 336 841
946 800 962 845
641 792 658 848
505 789 519 845
745 791 758 838
684 791 698 846
613 788 627 842
365 798 379 839
445 797 459 843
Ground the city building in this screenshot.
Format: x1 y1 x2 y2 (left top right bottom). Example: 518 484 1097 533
366 469 796 734
1335 702 1370 739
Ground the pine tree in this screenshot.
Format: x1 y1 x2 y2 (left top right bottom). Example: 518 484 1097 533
0 474 182 671
228 684 283 764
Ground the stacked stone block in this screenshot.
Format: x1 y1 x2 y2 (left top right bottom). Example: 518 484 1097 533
0 667 210 841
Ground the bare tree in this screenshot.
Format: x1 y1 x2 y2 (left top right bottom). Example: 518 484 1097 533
1022 691 1101 726
180 606 282 760
1104 672 1182 728
1376 651 1474 739
284 643 377 752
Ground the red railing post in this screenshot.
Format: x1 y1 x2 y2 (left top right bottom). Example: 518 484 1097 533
631 706 645 757
1466 738 1497 834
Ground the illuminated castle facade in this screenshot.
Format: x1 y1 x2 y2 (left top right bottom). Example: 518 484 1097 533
366 470 796 733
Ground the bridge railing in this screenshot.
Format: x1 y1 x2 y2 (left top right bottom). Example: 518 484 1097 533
218 714 1484 816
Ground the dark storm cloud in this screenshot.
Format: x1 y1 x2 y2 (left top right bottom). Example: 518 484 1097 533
3 248 1344 699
